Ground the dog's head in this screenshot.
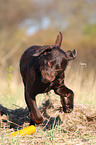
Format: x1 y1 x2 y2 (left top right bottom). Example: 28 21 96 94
33 32 77 83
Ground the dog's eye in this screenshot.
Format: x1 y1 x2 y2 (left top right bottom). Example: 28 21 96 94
50 60 55 66
56 65 59 69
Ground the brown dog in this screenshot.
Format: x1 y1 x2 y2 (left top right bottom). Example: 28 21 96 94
20 32 77 125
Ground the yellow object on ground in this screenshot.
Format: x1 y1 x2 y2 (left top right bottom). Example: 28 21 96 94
9 125 36 137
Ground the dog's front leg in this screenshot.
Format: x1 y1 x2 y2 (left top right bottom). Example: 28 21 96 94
54 85 74 113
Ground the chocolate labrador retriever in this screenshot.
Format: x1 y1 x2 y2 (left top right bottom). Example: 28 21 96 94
20 32 77 125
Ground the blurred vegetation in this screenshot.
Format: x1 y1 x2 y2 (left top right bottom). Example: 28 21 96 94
0 0 96 84
84 23 96 35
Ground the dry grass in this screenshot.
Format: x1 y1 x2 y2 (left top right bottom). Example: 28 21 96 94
0 100 96 145
0 86 96 144
0 31 96 144
0 63 96 144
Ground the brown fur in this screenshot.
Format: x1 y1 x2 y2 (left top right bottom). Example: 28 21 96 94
20 32 77 125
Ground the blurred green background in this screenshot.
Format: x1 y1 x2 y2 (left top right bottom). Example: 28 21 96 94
0 0 96 106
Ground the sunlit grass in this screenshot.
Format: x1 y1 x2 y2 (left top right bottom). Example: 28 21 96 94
0 119 96 145
65 65 96 106
0 66 96 145
0 85 25 109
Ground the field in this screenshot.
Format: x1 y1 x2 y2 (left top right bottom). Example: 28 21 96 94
0 1 96 144
0 65 96 145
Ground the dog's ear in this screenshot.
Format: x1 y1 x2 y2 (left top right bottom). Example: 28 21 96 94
33 46 52 56
54 32 63 47
66 49 77 61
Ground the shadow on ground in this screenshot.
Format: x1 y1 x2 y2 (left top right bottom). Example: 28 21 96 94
0 100 62 130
